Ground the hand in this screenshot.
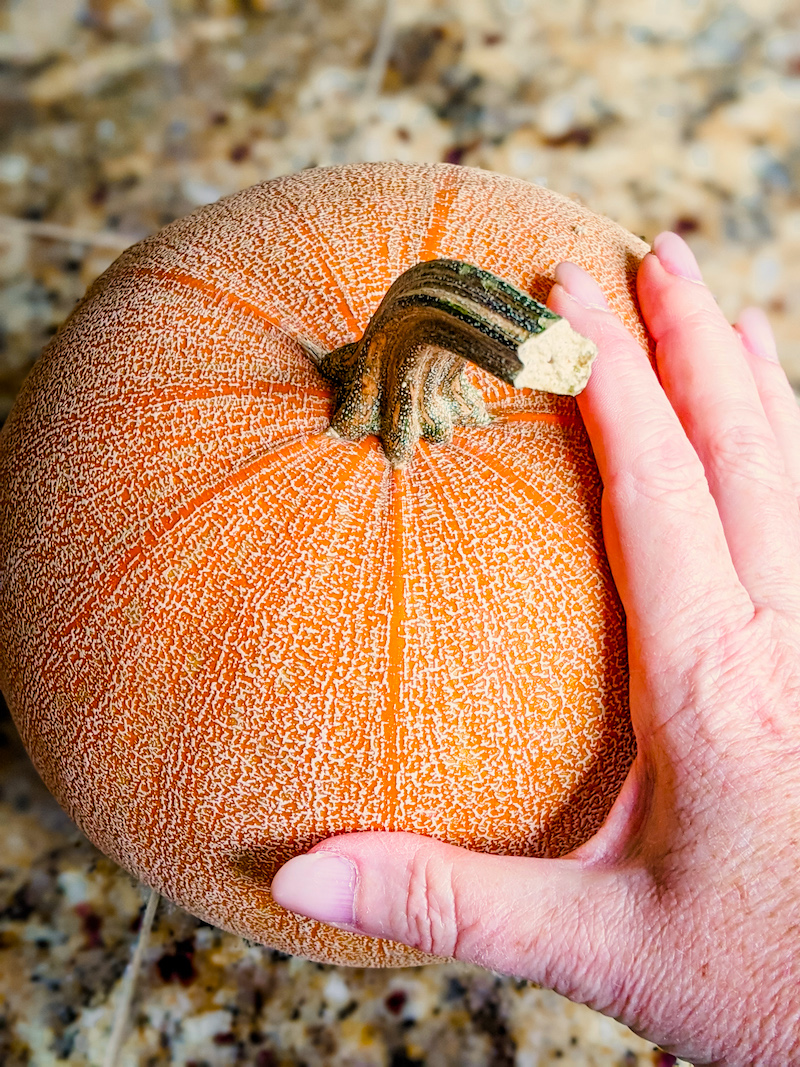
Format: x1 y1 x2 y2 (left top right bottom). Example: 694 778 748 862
271 233 800 1066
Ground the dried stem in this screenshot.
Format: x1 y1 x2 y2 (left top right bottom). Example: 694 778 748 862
319 258 597 466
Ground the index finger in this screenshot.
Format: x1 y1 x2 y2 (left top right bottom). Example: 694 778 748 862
547 260 753 656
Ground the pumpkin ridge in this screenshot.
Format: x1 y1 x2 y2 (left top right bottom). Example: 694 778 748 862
47 435 324 650
124 380 332 408
406 449 533 724
420 181 463 261
446 434 565 526
129 264 335 369
454 435 603 565
493 411 584 430
266 188 363 338
130 265 293 332
386 468 407 824
398 447 479 719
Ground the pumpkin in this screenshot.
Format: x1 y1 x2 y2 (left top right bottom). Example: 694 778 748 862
0 162 646 967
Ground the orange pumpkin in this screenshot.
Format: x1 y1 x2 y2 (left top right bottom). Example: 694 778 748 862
0 162 646 966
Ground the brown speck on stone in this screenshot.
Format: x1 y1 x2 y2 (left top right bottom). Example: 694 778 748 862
385 989 407 1014
543 126 595 147
443 144 470 165
74 903 103 948
388 25 446 85
156 938 197 985
308 1025 337 1054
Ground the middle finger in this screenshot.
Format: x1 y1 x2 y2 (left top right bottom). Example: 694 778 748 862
548 263 751 654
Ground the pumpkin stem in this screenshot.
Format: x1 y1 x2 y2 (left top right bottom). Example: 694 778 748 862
318 258 598 467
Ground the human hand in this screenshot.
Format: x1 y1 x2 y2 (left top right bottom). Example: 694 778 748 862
271 232 800 1066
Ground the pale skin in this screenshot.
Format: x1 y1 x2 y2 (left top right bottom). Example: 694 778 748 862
271 231 800 1066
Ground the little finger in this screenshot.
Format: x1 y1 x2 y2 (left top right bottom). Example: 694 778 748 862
735 306 800 506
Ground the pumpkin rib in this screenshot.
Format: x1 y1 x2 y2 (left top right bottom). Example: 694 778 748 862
45 435 326 652
408 448 535 725
419 431 601 627
128 265 318 356
420 181 464 260
497 410 584 429
120 380 332 409
448 440 561 536
266 187 363 338
164 438 388 780
446 429 577 530
386 468 408 824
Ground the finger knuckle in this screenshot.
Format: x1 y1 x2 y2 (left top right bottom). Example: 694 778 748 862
403 852 460 958
703 417 783 489
661 303 729 346
589 315 637 356
615 426 708 507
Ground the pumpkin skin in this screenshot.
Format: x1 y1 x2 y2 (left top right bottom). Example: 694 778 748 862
0 162 647 967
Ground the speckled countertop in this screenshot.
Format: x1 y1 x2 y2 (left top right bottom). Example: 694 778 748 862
1 0 798 1064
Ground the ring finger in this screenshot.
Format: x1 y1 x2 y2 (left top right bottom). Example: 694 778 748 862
637 233 800 612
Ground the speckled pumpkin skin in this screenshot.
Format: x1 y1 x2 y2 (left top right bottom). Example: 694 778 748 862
0 163 645 966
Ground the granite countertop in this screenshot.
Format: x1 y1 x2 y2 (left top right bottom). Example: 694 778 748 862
1 0 798 1063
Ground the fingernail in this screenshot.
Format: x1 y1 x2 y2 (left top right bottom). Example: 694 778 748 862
737 306 780 363
271 851 357 925
554 261 610 310
652 231 704 282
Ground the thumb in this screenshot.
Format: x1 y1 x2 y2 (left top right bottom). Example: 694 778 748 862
271 831 632 994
